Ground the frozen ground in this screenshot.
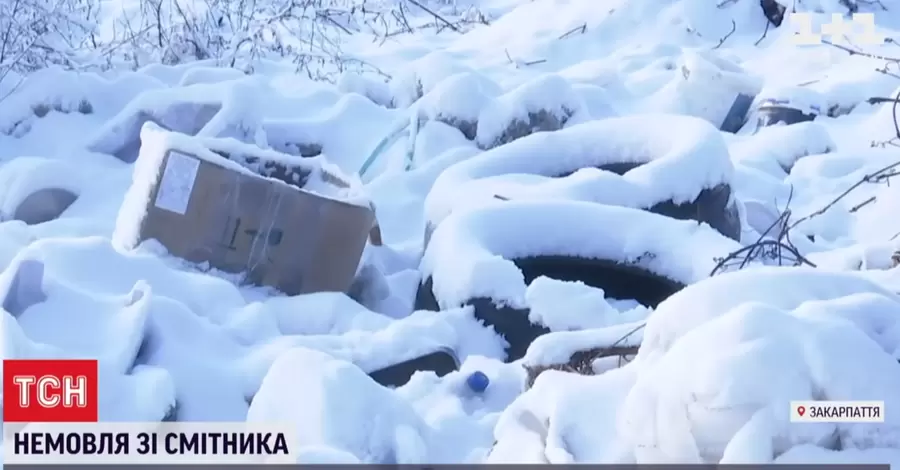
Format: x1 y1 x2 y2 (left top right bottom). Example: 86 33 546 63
4 0 900 464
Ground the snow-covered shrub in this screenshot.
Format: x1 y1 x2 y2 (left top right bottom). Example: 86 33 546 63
426 114 742 243
476 74 588 149
0 0 97 75
417 72 502 140
418 200 744 360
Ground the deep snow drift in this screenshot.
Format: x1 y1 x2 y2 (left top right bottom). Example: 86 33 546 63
4 0 900 465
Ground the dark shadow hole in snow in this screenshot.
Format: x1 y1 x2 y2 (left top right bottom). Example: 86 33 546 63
416 256 685 361
13 188 78 225
367 346 460 388
755 106 817 129
514 255 685 308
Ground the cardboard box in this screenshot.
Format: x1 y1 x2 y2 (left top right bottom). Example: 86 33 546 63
114 124 375 295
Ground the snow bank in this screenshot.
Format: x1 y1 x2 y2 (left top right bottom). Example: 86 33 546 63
525 278 652 331
0 67 164 137
730 122 835 177
475 74 588 149
17 279 150 374
177 67 248 87
247 347 432 463
418 72 502 140
261 92 399 174
787 148 899 241
2 252 176 421
490 366 638 463
367 145 481 245
426 114 735 229
647 49 761 129
388 51 478 108
18 234 491 422
84 77 268 162
336 72 392 108
422 200 743 310
521 321 646 370
639 267 900 364
621 294 900 463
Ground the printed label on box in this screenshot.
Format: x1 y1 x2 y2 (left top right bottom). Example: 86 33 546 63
155 151 199 215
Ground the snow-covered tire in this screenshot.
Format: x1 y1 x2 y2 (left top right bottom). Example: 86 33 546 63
424 114 742 246
745 86 824 132
367 346 459 387
416 200 743 361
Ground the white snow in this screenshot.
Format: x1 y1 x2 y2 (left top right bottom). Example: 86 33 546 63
425 114 735 229
5 0 900 464
422 200 744 310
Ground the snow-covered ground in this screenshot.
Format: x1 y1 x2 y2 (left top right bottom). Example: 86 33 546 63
5 0 900 464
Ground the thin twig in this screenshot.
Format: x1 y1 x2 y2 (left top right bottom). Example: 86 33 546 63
849 196 877 213
713 20 736 49
558 23 586 40
406 0 460 32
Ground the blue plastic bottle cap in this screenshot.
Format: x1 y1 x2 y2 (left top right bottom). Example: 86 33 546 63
466 371 489 393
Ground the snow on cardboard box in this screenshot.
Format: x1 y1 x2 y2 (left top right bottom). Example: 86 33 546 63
113 122 376 295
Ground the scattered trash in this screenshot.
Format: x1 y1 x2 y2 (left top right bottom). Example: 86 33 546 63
720 93 755 133
466 370 490 393
114 123 375 295
367 346 460 387
650 50 761 132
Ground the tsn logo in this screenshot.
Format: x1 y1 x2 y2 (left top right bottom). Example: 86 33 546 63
3 359 99 422
790 12 886 46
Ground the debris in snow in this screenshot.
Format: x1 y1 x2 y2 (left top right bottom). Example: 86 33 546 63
368 346 460 387
476 74 588 149
466 370 490 393
114 124 374 296
648 49 762 131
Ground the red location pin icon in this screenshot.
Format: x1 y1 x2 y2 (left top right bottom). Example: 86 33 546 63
797 405 806 417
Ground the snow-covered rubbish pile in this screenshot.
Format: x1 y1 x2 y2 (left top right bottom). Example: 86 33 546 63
4 0 900 465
